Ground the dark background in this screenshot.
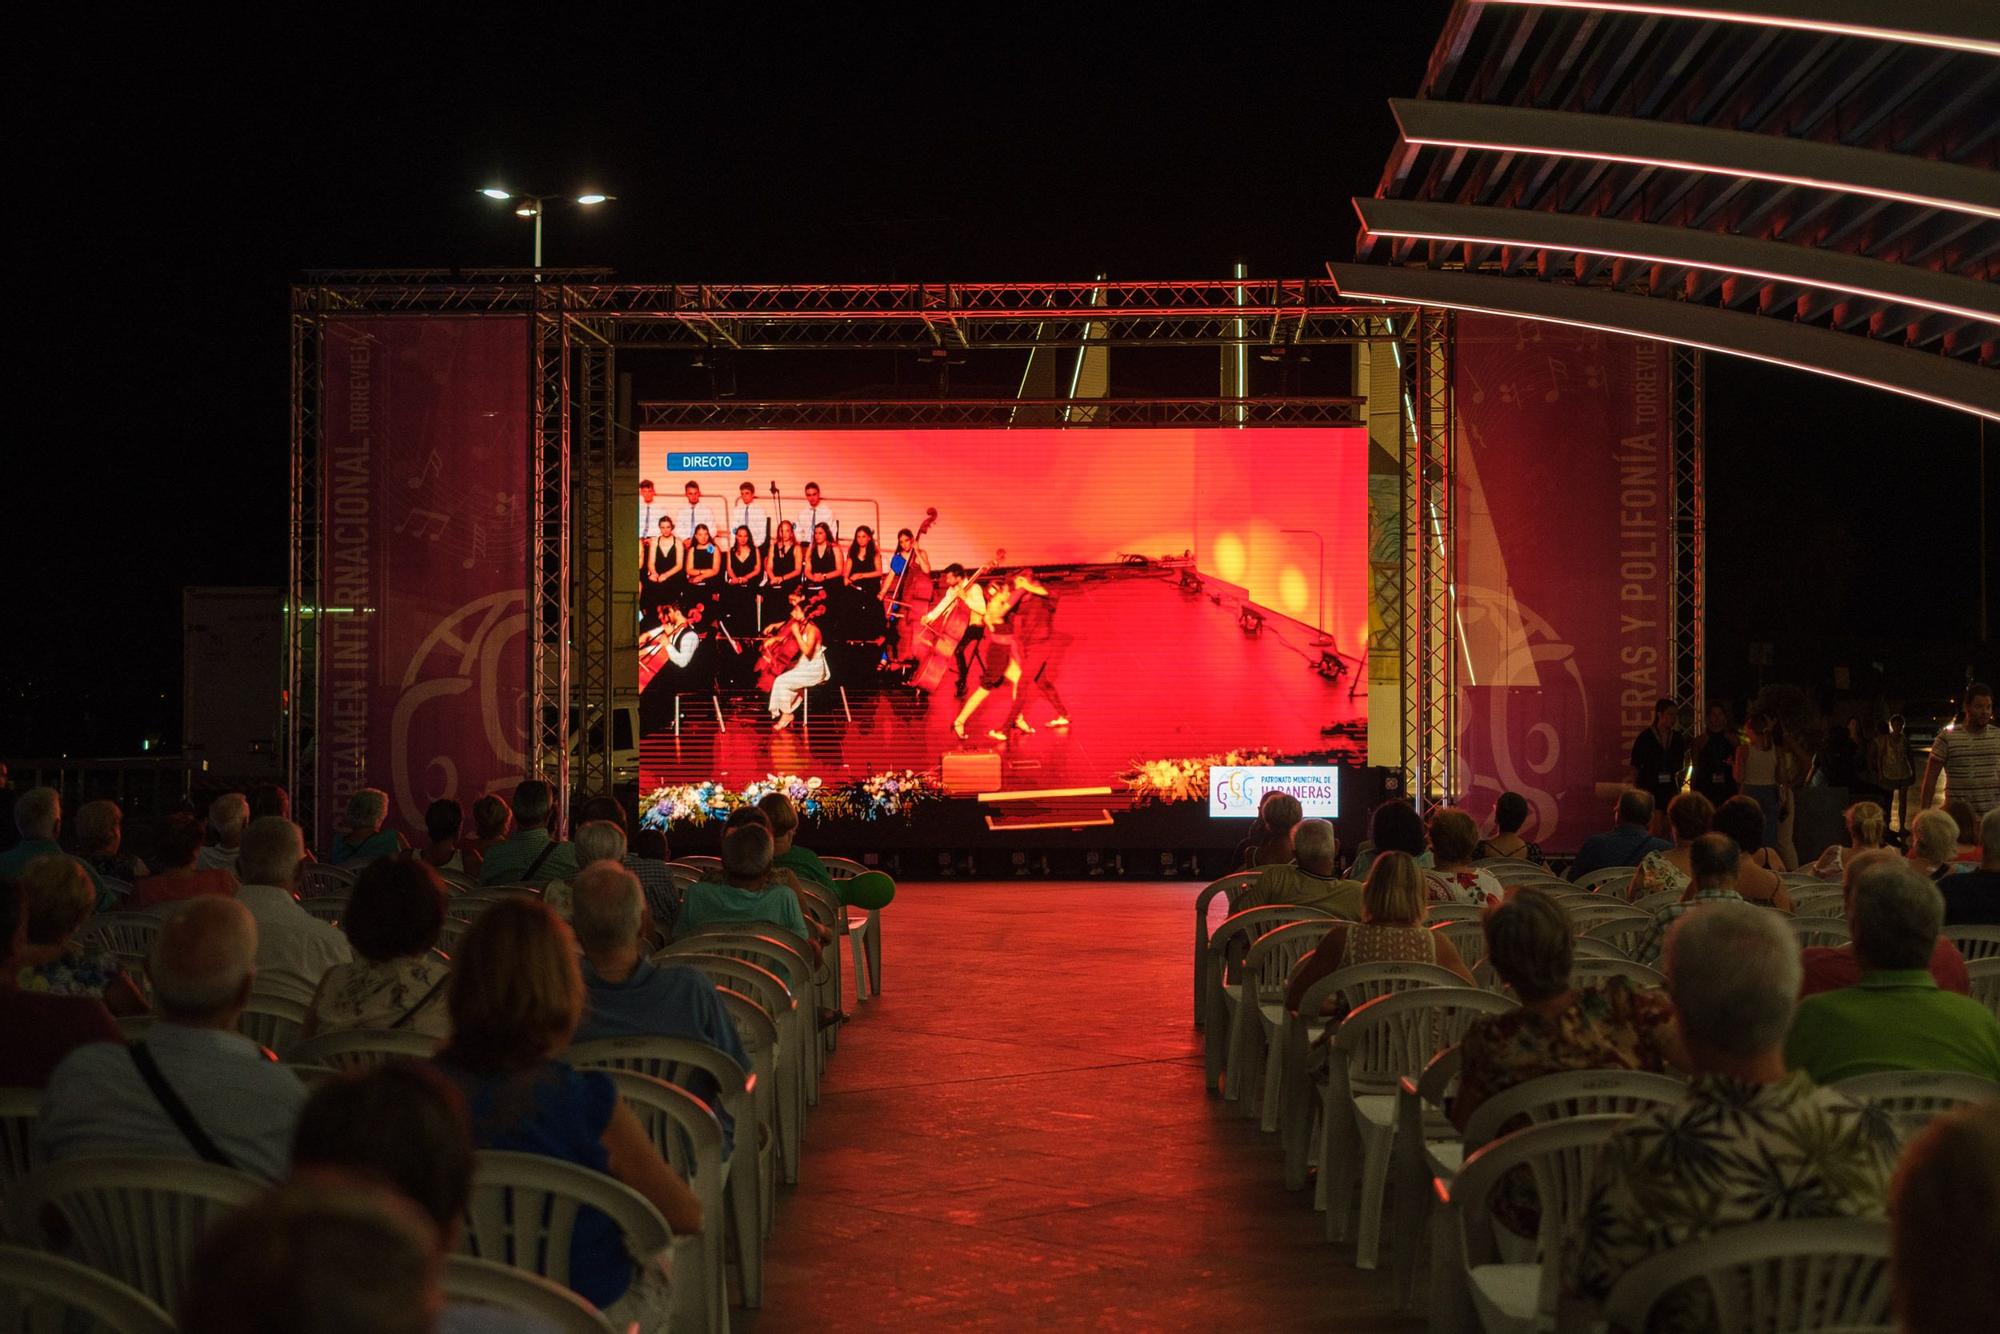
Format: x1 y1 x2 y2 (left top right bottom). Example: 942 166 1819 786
7 7 1992 758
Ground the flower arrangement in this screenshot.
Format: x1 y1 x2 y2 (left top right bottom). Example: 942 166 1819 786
1119 749 1282 806
640 768 939 828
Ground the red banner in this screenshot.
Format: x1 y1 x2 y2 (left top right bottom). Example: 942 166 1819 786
1454 316 1673 852
317 317 530 842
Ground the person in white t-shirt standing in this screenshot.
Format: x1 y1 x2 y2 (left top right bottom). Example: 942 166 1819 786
1923 683 1998 819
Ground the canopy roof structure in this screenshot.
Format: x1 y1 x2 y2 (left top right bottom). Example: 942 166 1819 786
1330 0 2000 419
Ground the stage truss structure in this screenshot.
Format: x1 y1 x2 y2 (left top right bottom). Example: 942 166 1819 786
287 272 1698 829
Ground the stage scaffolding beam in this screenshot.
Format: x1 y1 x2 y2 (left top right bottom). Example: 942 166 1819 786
286 301 323 845
530 286 572 827
1668 346 1707 730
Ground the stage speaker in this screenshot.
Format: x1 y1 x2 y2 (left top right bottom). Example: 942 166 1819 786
942 751 1003 795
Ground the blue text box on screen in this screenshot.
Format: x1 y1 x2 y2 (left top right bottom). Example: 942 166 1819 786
669 452 750 472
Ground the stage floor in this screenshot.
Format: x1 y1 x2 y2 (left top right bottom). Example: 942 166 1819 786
639 566 1366 795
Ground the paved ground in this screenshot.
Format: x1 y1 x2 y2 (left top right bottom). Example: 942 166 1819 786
743 880 1417 1331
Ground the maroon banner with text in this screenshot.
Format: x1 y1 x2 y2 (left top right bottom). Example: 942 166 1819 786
1454 315 1673 853
317 316 530 844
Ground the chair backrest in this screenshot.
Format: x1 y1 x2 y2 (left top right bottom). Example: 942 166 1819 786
460 1150 672 1286
1475 857 1544 873
658 930 808 993
298 895 347 925
1207 906 1335 986
1789 915 1851 949
0 1088 42 1206
0 1241 178 1334
1333 987 1517 1095
679 856 724 874
600 1070 725 1186
653 950 797 1023
1577 866 1637 893
1832 1069 2000 1138
1967 956 2000 1018
821 856 867 880
1602 1217 1892 1334
284 1027 444 1070
251 969 321 1007
1461 1068 1687 1152
1569 957 1667 990
1580 917 1652 960
298 862 358 896
1451 1115 1630 1324
1239 920 1335 1002
1430 918 1487 973
1199 870 1264 924
437 866 479 891
1489 867 1560 887
664 861 711 882
1790 888 1846 919
73 911 162 957
793 883 842 936
1568 900 1654 932
1571 935 1632 961
1425 903 1485 924
1628 889 1683 916
6 1155 263 1310
1944 924 2000 963
1293 961 1468 1020
440 1253 615 1334
566 1035 754 1128
237 996 310 1058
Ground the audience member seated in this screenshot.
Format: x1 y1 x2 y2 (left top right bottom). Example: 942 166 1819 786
1941 806 2000 925
572 862 750 1153
1801 848 1970 997
289 1061 551 1334
235 815 351 982
1943 797 1982 867
1785 862 2000 1083
1711 795 1793 910
413 797 474 877
0 785 107 905
1350 798 1432 881
433 896 702 1321
133 811 240 911
328 787 409 868
0 875 120 1087
1474 790 1544 866
462 793 512 870
543 819 630 922
633 827 671 862
249 782 292 822
303 858 452 1040
475 780 576 887
75 797 147 897
1890 1101 2000 1334
1455 887 1681 1134
1562 903 1897 1322
679 823 812 946
198 791 250 874
1244 792 1304 870
1811 799 1889 882
1284 851 1476 1014
178 1171 441 1334
1627 791 1713 901
1566 789 1670 883
1423 808 1502 905
578 794 682 932
1631 833 1745 968
1232 818 1361 917
761 790 896 909
13 853 148 1016
724 807 834 956
1907 808 1961 883
42 897 307 1178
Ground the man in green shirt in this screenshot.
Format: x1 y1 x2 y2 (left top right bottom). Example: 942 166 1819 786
1786 861 2000 1084
756 792 894 910
476 781 578 888
1231 819 1362 918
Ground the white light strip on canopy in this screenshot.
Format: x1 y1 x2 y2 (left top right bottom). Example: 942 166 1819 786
1477 0 2000 58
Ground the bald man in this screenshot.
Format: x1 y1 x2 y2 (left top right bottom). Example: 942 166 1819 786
41 896 308 1178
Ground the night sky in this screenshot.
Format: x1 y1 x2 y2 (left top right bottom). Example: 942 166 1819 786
9 7 1991 757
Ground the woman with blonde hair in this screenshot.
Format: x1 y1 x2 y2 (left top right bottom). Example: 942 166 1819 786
1284 851 1475 1013
434 897 701 1323
1811 800 1888 881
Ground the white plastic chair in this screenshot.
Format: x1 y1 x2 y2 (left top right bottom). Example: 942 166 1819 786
1967 956 2000 1018
822 855 886 999
1225 919 1336 1124
437 866 479 891
1567 901 1653 936
567 1034 765 1307
602 1071 729 1334
660 931 817 1117
73 911 161 958
1203 905 1335 1093
1431 918 1487 973
0 1088 41 1240
711 989 791 1198
0 1241 178 1334
655 946 810 1145
459 1150 672 1308
1474 858 1544 875
251 969 321 1008
1426 903 1487 924
1789 915 1851 948
1279 961 1467 1190
1320 987 1517 1265
1628 889 1682 915
1944 923 2000 962
1575 866 1637 895
1832 1069 2000 1138
1580 917 1652 961
284 1027 444 1069
236 996 309 1057
1602 1217 1892 1334
6 1155 263 1311
1193 870 1262 1027
298 862 358 897
1436 1115 1628 1334
1387 1045 1463 1306
1569 957 1667 990
298 895 346 924
790 882 846 1019
680 856 724 875
1570 935 1631 962
1790 887 1846 919
441 1254 616 1334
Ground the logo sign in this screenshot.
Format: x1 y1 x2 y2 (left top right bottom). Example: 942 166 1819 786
668 451 749 472
1209 766 1341 818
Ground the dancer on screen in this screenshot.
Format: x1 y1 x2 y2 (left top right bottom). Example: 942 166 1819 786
951 570 1051 741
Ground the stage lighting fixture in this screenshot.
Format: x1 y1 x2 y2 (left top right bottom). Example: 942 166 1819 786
1238 607 1263 635
1313 651 1348 681
1178 569 1204 596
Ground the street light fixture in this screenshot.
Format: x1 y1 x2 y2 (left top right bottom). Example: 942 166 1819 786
477 188 617 271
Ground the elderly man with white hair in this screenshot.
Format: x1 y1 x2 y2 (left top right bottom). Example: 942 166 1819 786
572 861 750 1153
1785 862 2000 1084
1232 818 1362 917
0 786 107 905
1563 902 1898 1318
542 819 630 922
235 816 351 981
41 897 308 1178
198 791 252 874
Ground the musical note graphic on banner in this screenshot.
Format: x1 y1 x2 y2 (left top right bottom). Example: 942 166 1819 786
397 508 449 540
1544 359 1569 402
462 520 487 569
407 450 442 489
1513 323 1544 352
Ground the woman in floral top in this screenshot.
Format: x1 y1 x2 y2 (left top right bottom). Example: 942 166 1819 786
13 854 149 1016
1422 809 1503 906
304 858 451 1040
1627 791 1714 902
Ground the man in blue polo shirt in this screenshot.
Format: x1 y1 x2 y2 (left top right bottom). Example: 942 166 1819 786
1568 789 1670 882
571 863 748 1153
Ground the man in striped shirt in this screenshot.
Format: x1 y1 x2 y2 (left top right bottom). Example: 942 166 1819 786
1921 683 1997 819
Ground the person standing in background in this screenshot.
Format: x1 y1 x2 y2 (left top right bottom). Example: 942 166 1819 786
1875 715 1916 833
1628 699 1688 835
1692 704 1740 807
636 479 659 565
1922 684 1998 821
675 481 719 553
1733 712 1784 854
